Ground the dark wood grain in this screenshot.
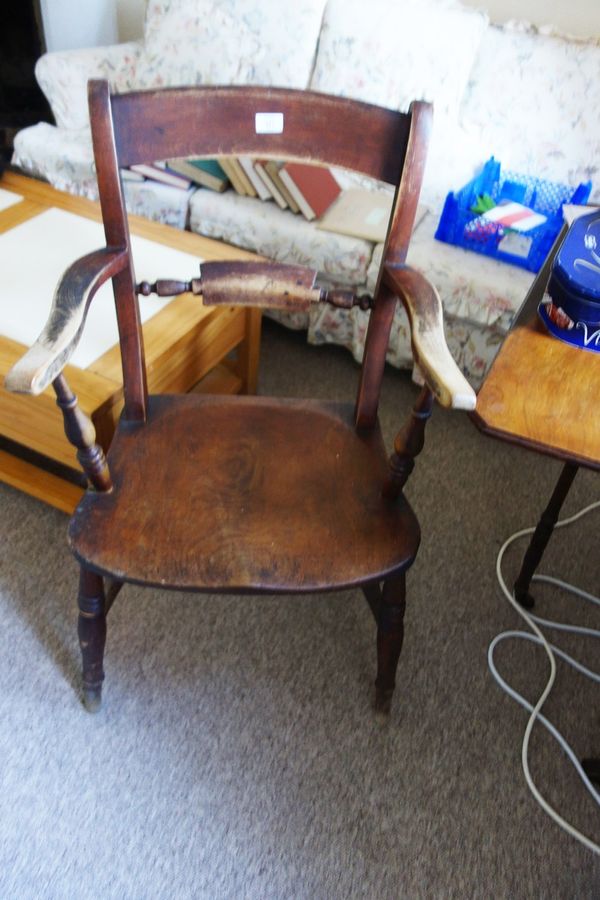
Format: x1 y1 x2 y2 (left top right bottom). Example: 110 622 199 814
383 386 434 499
108 84 411 184
89 80 148 422
53 374 112 492
14 81 461 713
354 102 435 428
77 566 107 712
355 283 399 428
200 260 320 310
69 395 420 592
382 102 432 268
375 573 407 714
513 462 579 608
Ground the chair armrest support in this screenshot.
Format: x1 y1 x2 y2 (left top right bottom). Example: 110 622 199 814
383 264 476 411
4 247 128 395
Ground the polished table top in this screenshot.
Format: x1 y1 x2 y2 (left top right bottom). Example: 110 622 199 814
472 232 600 471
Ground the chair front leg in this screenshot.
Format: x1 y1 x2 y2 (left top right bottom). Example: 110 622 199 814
78 566 107 712
375 572 407 715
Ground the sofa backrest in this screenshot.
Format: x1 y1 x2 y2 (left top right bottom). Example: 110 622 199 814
308 0 488 205
458 23 600 202
134 0 327 90
309 0 488 121
33 1 600 213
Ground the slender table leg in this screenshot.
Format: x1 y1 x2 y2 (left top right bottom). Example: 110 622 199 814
513 461 579 609
582 759 600 787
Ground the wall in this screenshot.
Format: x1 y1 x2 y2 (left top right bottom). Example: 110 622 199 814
117 0 146 41
42 0 118 51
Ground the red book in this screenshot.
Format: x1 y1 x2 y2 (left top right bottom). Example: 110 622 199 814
279 163 341 221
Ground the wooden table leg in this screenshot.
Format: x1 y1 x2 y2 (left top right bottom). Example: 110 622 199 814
582 758 600 787
513 461 578 608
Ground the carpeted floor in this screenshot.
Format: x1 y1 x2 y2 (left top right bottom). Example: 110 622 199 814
1 319 599 898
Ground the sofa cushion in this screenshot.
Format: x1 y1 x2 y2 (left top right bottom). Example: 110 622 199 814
12 124 99 198
367 214 534 332
11 123 194 229
459 23 600 201
189 188 372 286
35 42 142 131
122 181 195 229
135 0 326 90
310 0 488 120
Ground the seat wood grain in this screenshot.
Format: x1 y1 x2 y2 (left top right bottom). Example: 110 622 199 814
69 395 420 592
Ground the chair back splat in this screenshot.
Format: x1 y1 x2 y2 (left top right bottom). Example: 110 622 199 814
89 80 431 427
5 78 478 714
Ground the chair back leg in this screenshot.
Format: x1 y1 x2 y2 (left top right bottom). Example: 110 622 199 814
375 572 407 714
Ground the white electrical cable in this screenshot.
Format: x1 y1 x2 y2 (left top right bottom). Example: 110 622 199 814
489 499 600 856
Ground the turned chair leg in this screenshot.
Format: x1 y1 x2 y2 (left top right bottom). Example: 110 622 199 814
78 567 107 712
375 572 407 715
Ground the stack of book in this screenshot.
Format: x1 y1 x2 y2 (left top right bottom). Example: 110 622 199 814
217 158 342 221
167 158 230 192
124 159 230 192
122 157 407 243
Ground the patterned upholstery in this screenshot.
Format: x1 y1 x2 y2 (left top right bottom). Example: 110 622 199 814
11 3 600 384
135 0 327 90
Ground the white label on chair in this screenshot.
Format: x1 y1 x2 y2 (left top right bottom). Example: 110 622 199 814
255 112 284 134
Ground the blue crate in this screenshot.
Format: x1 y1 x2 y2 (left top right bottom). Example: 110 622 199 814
434 157 592 272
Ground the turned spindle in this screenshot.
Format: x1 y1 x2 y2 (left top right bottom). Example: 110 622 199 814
78 567 107 712
383 385 434 499
53 373 112 492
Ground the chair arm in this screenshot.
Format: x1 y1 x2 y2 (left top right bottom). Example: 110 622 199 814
383 264 476 411
4 247 128 396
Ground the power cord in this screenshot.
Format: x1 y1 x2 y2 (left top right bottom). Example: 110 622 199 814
488 500 600 856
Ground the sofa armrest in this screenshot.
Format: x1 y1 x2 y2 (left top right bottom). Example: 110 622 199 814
4 247 128 395
36 41 143 131
383 264 476 411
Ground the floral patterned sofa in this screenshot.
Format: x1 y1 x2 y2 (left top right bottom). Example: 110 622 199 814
12 0 600 385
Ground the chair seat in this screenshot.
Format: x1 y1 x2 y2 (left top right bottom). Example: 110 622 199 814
69 394 420 592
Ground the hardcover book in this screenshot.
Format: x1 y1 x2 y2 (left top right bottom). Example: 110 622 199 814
120 168 145 183
130 163 191 190
264 161 300 213
253 160 288 210
230 158 257 197
318 190 428 242
219 158 248 195
167 158 229 192
279 163 341 220
317 188 393 242
238 157 271 201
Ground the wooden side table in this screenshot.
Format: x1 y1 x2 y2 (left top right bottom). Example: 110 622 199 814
0 172 262 512
472 233 600 473
472 230 600 605
472 229 600 782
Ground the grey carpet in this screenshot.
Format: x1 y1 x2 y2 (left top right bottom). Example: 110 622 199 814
1 319 599 899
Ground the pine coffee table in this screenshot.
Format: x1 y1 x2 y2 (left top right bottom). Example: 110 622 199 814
0 172 261 512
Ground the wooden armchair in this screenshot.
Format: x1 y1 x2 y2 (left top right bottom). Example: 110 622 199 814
5 81 475 713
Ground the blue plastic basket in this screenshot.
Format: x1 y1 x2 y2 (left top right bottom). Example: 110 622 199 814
434 157 592 272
